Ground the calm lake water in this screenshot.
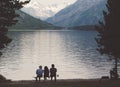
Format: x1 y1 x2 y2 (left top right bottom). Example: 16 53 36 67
0 30 114 80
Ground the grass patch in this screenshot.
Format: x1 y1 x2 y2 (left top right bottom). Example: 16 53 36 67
0 74 6 81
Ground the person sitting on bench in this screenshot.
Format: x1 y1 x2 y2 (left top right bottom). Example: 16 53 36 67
50 64 57 81
36 65 43 81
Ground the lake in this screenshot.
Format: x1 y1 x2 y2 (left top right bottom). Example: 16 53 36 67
0 30 114 80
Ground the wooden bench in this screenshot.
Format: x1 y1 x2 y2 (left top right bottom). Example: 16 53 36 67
34 77 37 81
101 76 109 79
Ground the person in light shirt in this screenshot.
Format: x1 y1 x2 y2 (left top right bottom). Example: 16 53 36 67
36 65 43 81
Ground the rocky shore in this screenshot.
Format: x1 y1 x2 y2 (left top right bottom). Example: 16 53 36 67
0 79 120 87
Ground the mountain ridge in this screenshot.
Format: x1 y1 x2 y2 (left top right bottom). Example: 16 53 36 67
46 0 106 27
9 10 58 30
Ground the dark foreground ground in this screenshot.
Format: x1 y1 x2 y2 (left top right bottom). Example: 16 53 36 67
0 79 120 87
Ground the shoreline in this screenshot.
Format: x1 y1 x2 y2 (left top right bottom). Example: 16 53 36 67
0 78 120 87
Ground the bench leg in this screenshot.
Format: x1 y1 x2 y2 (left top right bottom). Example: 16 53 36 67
35 77 37 81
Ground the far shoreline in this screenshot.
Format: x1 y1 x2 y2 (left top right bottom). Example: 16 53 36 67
8 29 96 31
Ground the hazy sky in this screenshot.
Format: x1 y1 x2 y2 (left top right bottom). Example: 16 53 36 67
29 0 77 5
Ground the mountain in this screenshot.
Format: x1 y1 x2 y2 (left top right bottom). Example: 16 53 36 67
69 0 107 26
46 0 106 27
9 10 57 30
21 0 73 20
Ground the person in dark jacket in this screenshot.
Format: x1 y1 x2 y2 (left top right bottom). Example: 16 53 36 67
50 64 57 81
44 66 49 81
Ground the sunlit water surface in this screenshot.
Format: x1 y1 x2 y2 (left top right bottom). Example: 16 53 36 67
0 30 114 80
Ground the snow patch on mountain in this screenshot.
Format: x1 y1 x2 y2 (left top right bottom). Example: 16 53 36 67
21 0 74 20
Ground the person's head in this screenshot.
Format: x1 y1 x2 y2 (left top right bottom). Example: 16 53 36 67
39 65 42 69
44 66 48 70
51 64 55 68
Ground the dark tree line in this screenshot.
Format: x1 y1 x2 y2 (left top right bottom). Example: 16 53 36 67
0 0 30 55
96 0 120 79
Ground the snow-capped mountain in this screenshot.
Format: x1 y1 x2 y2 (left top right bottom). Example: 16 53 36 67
21 0 73 20
46 0 106 27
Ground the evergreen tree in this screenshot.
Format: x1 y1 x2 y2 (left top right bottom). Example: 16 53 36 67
96 0 120 79
0 0 30 54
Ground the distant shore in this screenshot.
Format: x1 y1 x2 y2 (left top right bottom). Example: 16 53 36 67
0 79 120 87
8 25 96 31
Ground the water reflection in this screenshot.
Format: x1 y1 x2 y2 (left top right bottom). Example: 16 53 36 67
0 30 113 80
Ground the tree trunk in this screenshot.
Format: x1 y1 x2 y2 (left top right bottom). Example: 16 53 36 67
115 57 118 79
